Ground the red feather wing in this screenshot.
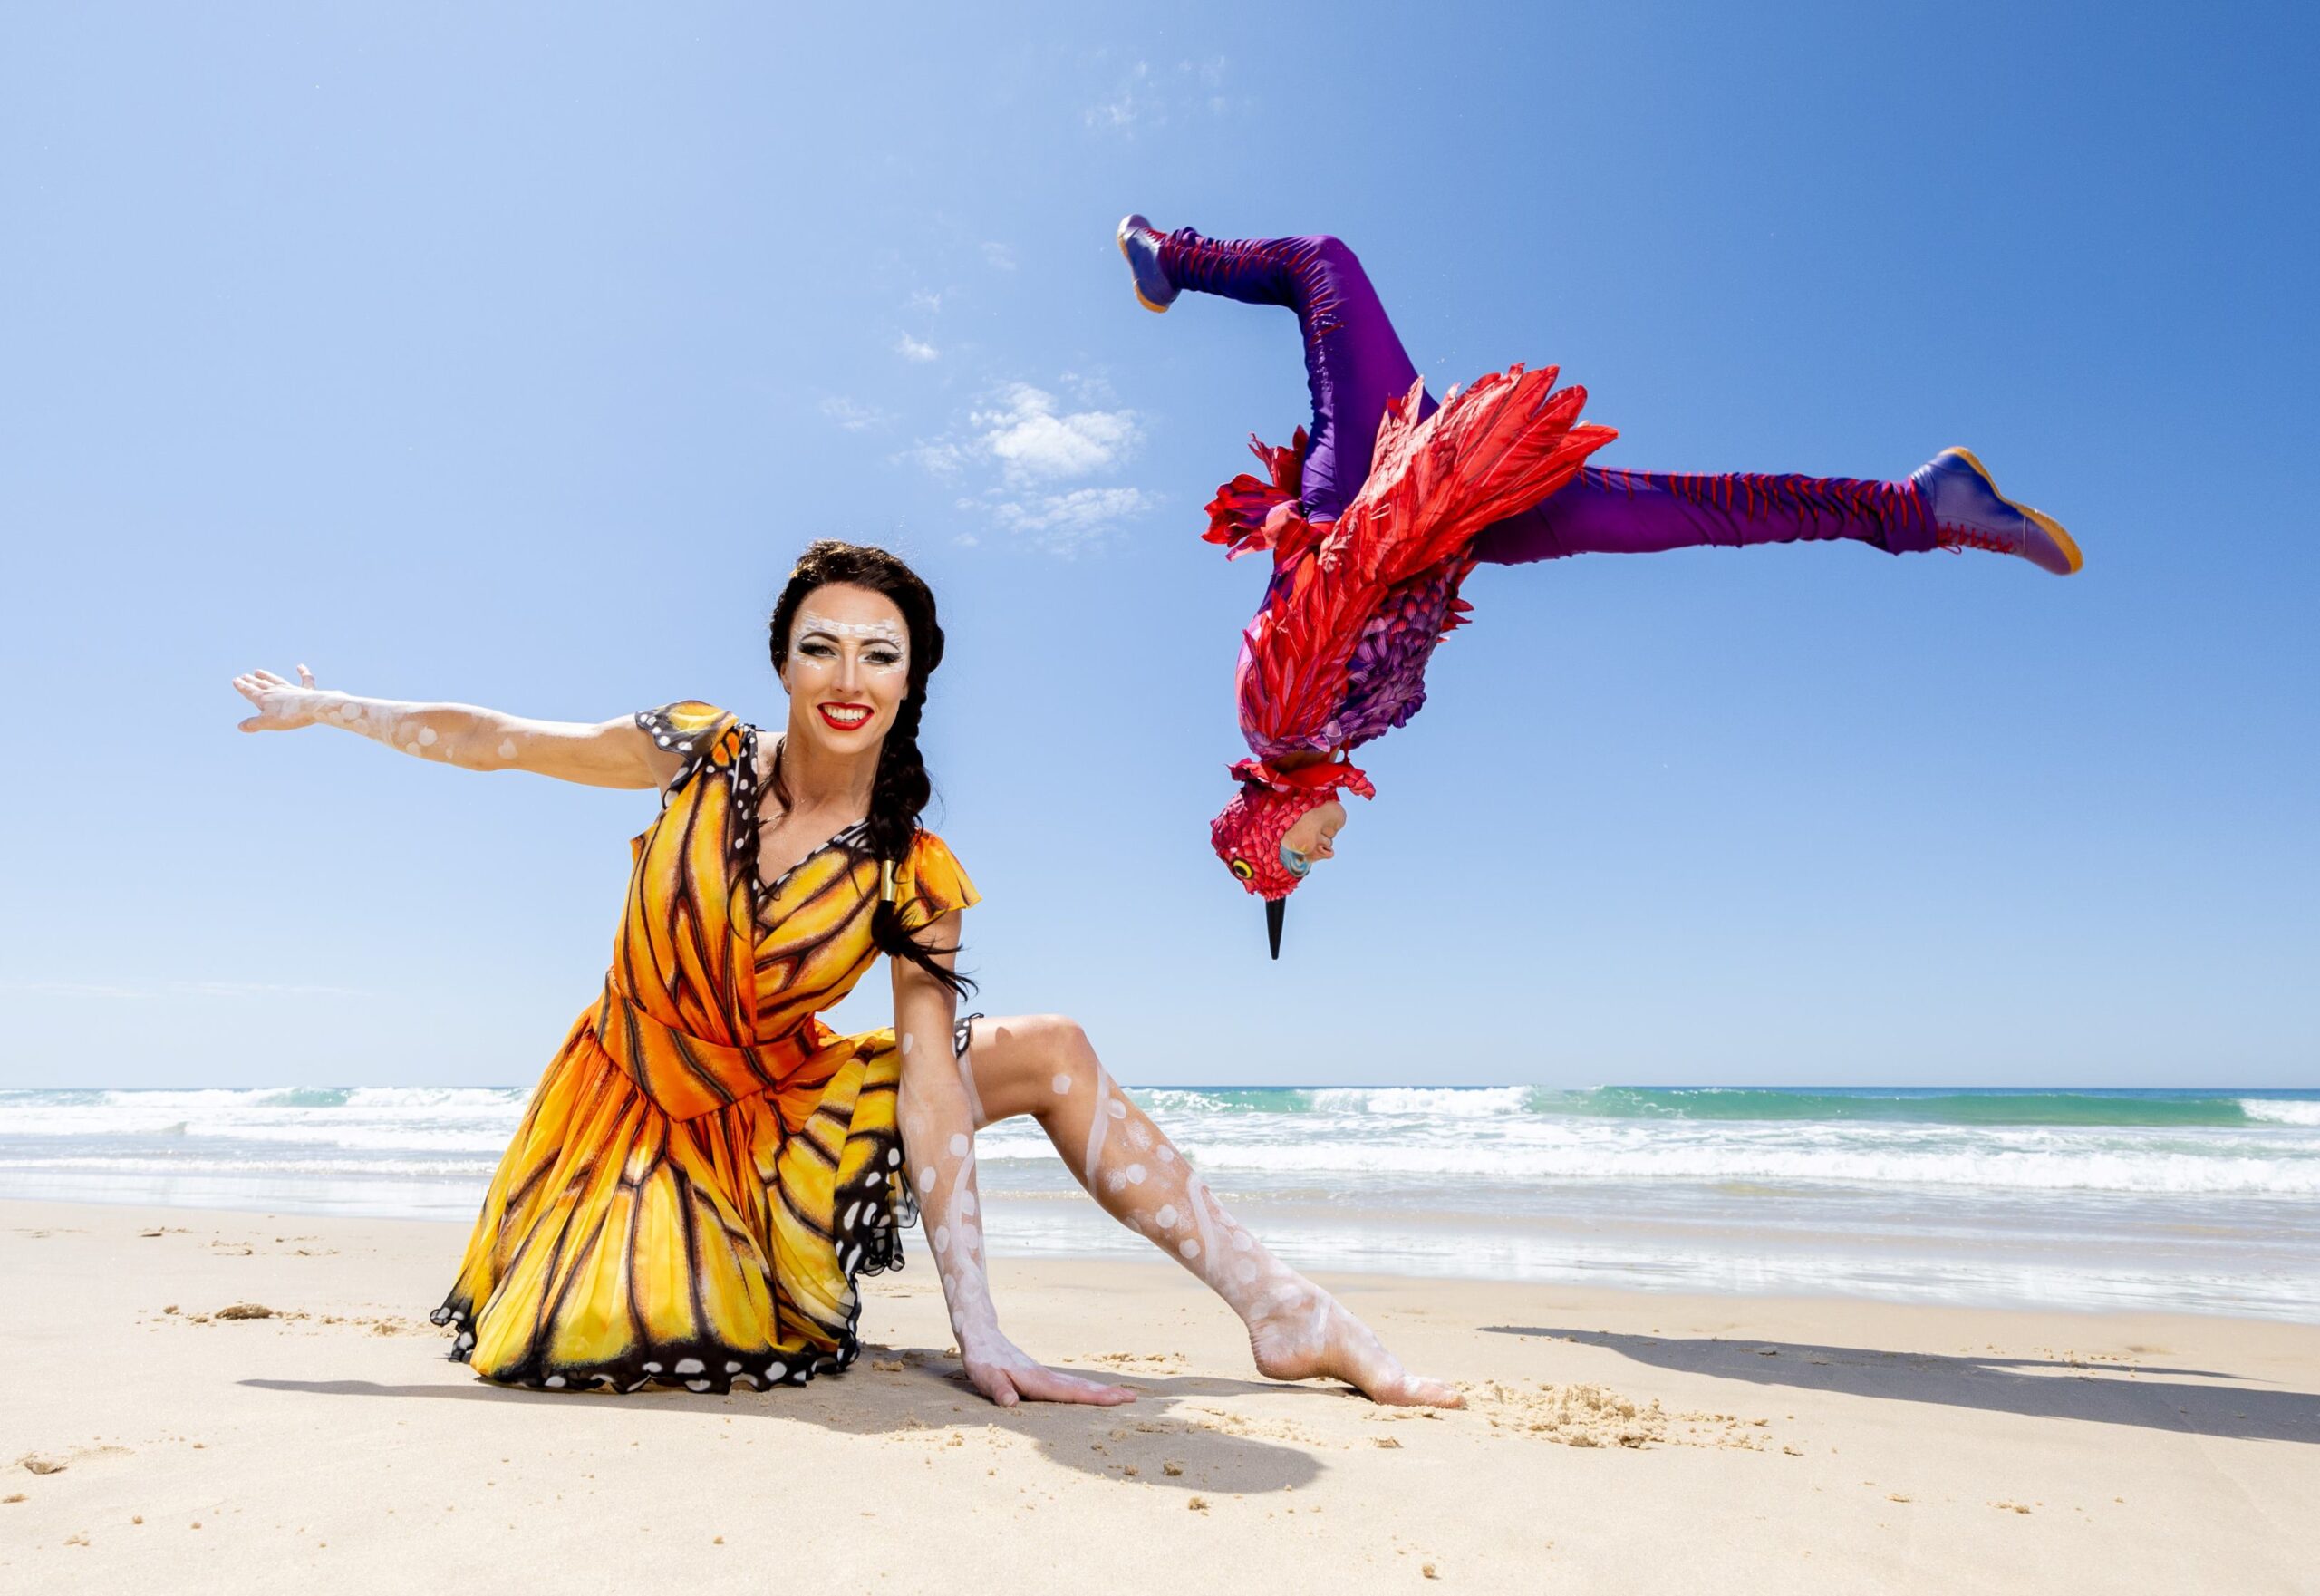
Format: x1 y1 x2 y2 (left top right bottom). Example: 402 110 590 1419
1237 549 1381 753
1335 369 1617 590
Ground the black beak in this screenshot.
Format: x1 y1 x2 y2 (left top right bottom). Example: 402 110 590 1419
1265 896 1285 961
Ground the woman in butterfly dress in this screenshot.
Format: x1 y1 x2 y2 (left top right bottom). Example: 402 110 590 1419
232 539 1458 1408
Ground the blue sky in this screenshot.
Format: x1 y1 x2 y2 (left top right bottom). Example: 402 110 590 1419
2 3 2313 1088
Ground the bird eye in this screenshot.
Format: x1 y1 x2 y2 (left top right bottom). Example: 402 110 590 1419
1229 858 1254 881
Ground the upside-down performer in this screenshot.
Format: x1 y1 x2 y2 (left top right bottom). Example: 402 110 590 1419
233 541 1458 1407
1115 218 2083 956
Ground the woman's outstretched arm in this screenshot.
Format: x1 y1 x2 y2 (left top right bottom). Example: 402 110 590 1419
890 909 1135 1409
231 665 681 790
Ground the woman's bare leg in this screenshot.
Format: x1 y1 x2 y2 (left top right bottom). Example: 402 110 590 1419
956 1014 1461 1407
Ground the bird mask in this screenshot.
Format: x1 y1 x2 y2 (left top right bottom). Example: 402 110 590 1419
1209 758 1376 958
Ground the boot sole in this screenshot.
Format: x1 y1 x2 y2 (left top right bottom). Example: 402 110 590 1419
1943 447 2083 575
1116 223 1171 314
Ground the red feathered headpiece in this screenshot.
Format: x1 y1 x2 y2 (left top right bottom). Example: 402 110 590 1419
1208 758 1376 902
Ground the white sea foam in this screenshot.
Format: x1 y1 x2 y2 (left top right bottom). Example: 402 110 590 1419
5 1087 2318 1201
1300 1086 1535 1118
0 1155 497 1178
2243 1098 2320 1127
7 1085 2313 1316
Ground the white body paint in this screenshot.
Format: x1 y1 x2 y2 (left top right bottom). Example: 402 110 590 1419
794 611 909 676
1040 1055 1451 1407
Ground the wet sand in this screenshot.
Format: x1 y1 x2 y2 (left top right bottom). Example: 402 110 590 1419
5 1199 2316 1593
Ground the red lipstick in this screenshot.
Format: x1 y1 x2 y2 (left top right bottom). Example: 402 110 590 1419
817 702 873 731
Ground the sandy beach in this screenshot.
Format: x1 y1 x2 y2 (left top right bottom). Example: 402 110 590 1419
5 1199 2315 1594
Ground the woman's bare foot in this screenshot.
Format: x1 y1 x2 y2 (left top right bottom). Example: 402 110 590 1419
1246 1281 1463 1407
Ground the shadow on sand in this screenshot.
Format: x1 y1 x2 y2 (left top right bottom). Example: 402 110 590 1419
1481 1326 2320 1446
245 1349 1331 1491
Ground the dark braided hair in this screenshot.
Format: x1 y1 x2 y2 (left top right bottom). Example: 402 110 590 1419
768 541 974 1000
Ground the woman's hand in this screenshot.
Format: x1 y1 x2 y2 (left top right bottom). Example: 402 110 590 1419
233 665 334 732
229 668 672 788
958 1327 1136 1408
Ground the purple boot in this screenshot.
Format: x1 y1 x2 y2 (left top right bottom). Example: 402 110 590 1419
1116 214 1176 313
1916 449 2083 575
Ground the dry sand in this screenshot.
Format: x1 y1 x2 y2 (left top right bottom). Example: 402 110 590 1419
5 1199 2315 1593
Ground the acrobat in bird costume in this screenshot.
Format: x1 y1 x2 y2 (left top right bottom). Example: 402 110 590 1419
1114 218 2082 957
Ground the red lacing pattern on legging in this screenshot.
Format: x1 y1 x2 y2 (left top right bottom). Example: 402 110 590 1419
1158 233 1347 339
1582 468 1934 551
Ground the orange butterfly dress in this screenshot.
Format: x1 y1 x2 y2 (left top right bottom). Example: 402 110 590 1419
431 701 978 1392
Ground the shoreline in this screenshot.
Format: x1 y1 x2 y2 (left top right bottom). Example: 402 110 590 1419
7 1198 2317 1592
12 1177 2315 1325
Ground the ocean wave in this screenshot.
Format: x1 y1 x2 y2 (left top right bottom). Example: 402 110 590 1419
0 1154 498 1178
973 1137 2320 1195
1300 1086 1538 1118
1036 1086 2320 1130
5 1086 2316 1201
2243 1098 2320 1127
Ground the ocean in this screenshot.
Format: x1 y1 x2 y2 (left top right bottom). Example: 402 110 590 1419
5 1084 2316 1320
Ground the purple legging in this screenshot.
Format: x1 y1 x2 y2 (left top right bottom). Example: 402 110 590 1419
1157 228 1938 560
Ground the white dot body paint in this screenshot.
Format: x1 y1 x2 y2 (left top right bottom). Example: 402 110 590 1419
1051 1073 1072 1096
933 1224 951 1253
339 702 361 721
1156 1204 1178 1229
1126 1164 1146 1185
917 1166 937 1194
948 1133 969 1158
1107 1098 1127 1120
498 739 517 759
1235 1259 1260 1282
1081 1074 1113 1186
1107 1170 1126 1194
1158 1146 1175 1164
1127 1122 1153 1152
901 1032 915 1057
1179 1239 1200 1259
1233 1230 1253 1251
417 727 438 746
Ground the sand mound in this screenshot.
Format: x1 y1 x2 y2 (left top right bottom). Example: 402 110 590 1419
1474 1380 1668 1448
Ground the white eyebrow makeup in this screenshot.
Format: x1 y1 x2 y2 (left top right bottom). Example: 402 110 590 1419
793 611 909 673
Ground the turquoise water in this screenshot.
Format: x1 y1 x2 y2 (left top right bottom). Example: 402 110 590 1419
1110 1085 2320 1129
5 1084 2316 1318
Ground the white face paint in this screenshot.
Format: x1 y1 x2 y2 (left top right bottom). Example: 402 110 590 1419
793 610 909 677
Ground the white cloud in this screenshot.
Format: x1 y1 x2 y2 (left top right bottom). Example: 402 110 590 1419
904 439 970 479
971 383 1140 483
820 396 893 432
907 289 944 314
1085 55 1239 136
894 334 940 363
1058 368 1116 404
991 487 1153 533
981 242 1017 272
1084 60 1151 131
982 488 1155 555
906 378 1155 555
